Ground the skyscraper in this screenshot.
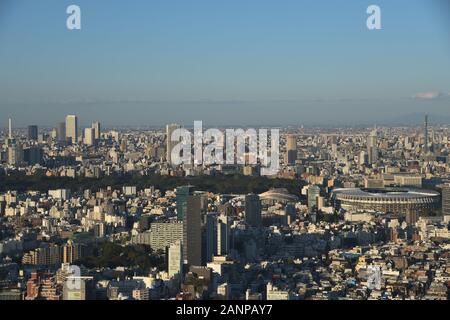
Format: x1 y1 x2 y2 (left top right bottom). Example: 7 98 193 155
285 134 297 165
92 122 101 140
308 185 321 210
57 122 66 142
7 143 23 166
216 214 230 256
203 213 217 264
245 194 262 227
367 129 378 165
442 185 450 216
168 241 183 279
424 115 429 153
28 125 38 141
183 194 202 266
8 118 12 139
65 115 78 144
176 185 194 221
24 146 43 165
84 127 95 146
166 123 180 166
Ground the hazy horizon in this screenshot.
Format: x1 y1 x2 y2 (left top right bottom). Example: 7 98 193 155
1 0 449 127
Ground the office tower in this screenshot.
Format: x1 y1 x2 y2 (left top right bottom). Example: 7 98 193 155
92 122 101 140
65 115 78 143
176 185 194 221
7 143 23 166
84 127 95 146
28 125 38 141
308 185 321 210
367 129 378 165
166 123 180 166
245 194 262 227
424 115 429 153
8 118 12 139
56 122 66 142
183 194 202 266
442 185 450 216
168 241 183 278
24 146 43 165
216 214 230 256
203 213 217 264
285 134 297 165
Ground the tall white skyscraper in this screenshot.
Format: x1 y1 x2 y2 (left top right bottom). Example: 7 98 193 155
166 123 180 166
168 241 183 278
8 118 12 139
65 115 78 143
84 127 95 146
92 122 101 140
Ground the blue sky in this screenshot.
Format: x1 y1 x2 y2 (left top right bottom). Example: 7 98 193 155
0 0 449 126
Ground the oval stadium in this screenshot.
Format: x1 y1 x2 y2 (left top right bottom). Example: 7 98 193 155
331 188 440 215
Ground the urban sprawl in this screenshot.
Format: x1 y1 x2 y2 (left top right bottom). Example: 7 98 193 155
0 115 449 300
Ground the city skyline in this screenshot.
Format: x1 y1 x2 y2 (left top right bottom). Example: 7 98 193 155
0 1 450 304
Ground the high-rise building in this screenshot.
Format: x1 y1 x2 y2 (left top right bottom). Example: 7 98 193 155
7 143 23 166
285 134 297 165
62 240 84 264
8 118 12 139
245 194 261 227
307 185 321 210
424 115 429 153
132 222 183 251
65 115 78 143
24 146 43 165
168 241 183 278
367 129 378 165
183 194 202 266
166 123 181 166
442 185 450 216
57 122 66 142
84 127 95 146
92 122 101 140
28 125 38 141
203 213 217 264
216 214 230 256
176 185 194 221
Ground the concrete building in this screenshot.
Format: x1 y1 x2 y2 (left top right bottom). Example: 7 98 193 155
245 194 261 227
84 127 95 146
168 241 183 278
65 115 78 143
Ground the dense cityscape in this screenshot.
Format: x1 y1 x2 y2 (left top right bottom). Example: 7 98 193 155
0 115 449 300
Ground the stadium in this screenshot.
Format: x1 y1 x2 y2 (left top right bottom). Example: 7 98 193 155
331 188 440 215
